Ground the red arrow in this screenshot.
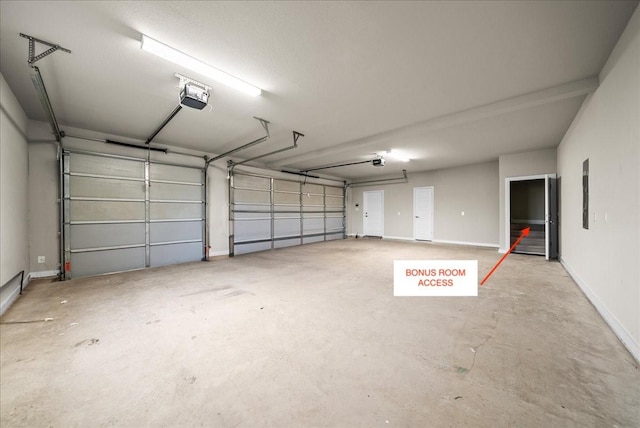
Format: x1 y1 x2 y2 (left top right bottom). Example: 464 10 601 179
480 227 530 286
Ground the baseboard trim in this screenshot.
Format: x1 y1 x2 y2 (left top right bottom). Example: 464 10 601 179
28 270 59 280
560 257 640 362
0 283 22 317
1 271 34 317
432 239 500 249
355 235 500 249
382 235 413 241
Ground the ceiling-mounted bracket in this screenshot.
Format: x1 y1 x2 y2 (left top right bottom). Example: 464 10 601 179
206 117 273 166
254 116 270 138
293 131 305 146
175 73 212 92
20 33 71 67
230 130 304 171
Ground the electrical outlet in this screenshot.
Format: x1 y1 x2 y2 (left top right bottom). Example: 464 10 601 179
37 256 45 264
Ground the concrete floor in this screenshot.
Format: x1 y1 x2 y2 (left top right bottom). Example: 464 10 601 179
1 239 638 427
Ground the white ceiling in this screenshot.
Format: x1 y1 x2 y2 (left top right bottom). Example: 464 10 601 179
1 1 637 179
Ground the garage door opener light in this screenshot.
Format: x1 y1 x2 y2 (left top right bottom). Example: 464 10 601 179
141 35 262 97
377 150 410 162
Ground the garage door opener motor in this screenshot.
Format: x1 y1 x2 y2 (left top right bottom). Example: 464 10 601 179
177 73 210 110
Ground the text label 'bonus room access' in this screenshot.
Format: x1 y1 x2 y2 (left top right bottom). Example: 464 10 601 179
393 260 478 296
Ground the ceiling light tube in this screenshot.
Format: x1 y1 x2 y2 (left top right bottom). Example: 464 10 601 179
386 150 410 162
141 35 261 97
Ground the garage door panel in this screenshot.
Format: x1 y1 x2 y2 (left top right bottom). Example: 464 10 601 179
302 183 323 194
234 242 271 255
70 223 145 249
71 247 145 277
274 212 300 218
303 217 324 234
234 174 270 190
231 172 344 255
302 194 323 206
273 180 299 192
326 195 344 207
70 176 144 199
234 211 270 220
150 202 202 220
326 233 344 241
274 238 300 249
326 217 344 233
150 242 202 267
70 154 144 178
65 152 205 279
274 192 299 205
150 164 201 183
303 235 324 244
150 221 202 244
150 182 202 201
235 203 271 212
325 186 343 196
274 218 300 238
274 205 300 213
71 200 145 221
235 219 270 241
235 189 270 204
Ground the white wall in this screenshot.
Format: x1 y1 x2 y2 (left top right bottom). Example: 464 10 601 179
348 161 499 247
498 148 557 251
0 73 29 315
28 141 59 274
557 6 639 360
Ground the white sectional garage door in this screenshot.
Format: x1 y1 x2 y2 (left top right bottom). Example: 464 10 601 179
62 150 204 278
230 171 345 255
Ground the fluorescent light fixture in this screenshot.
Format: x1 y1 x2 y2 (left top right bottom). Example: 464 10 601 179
377 150 410 162
141 35 261 97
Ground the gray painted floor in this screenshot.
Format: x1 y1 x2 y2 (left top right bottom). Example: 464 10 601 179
1 239 638 427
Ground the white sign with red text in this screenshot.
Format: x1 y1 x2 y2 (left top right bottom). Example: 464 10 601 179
394 260 478 296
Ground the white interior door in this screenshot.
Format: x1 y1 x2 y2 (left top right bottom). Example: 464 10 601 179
414 187 434 241
363 190 384 237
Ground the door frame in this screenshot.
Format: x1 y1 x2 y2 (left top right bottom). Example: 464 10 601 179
504 173 556 260
413 186 434 241
363 190 384 237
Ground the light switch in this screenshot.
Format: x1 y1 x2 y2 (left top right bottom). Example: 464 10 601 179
397 212 401 216
461 211 465 216
37 256 45 264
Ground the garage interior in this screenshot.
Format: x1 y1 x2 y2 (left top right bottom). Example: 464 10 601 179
1 2 638 427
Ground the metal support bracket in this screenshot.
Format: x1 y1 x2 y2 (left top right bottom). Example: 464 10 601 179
254 116 270 137
20 33 71 67
206 117 272 165
293 131 305 145
230 130 304 170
